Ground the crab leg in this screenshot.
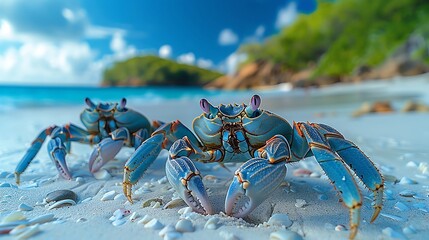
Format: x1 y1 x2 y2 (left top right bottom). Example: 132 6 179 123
313 123 384 223
225 135 289 218
298 122 362 240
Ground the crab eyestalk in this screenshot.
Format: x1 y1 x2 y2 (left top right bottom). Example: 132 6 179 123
225 158 286 218
85 97 97 110
200 99 218 118
117 98 127 111
245 95 261 117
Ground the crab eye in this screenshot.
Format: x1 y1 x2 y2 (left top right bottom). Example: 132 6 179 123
200 99 211 114
118 98 127 111
250 95 261 111
85 97 96 110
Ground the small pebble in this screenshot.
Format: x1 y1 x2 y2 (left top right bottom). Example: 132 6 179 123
45 190 78 203
335 224 347 231
295 199 307 208
159 224 176 237
175 219 194 232
138 215 152 224
219 231 239 240
158 176 168 184
402 225 417 235
394 202 409 212
18 203 33 211
382 227 407 240
112 218 127 227
1 211 26 223
164 231 182 240
270 229 303 240
406 161 418 168
76 218 87 223
129 212 139 222
111 208 131 221
144 218 164 230
93 169 111 180
101 190 116 201
399 190 416 197
267 214 293 227
418 162 428 174
75 177 85 183
152 201 161 208
114 194 126 201
178 207 192 215
380 213 406 222
398 177 418 185
204 217 219 230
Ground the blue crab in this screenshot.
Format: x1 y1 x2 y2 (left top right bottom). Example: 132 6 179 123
122 95 384 239
15 98 162 184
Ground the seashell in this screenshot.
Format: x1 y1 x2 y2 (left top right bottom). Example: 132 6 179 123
380 213 406 222
175 219 194 232
295 199 307 208
204 217 219 230
137 215 152 224
93 169 111 180
13 224 40 239
219 231 239 240
47 199 76 210
112 218 127 227
142 198 163 208
18 203 33 211
45 190 77 203
394 202 410 212
398 177 418 185
1 211 26 223
164 231 182 240
144 218 164 230
267 214 293 228
399 190 416 197
335 224 347 231
382 227 407 239
159 224 176 237
164 199 185 209
28 213 55 225
101 190 116 201
269 230 303 240
129 212 139 222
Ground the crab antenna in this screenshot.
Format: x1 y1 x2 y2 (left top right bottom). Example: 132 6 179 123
245 95 261 117
118 98 127 111
200 99 218 117
85 97 96 110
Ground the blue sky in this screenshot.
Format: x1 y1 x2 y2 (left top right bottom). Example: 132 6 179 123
0 0 317 85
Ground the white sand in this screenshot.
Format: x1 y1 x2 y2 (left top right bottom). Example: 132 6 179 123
1 76 429 240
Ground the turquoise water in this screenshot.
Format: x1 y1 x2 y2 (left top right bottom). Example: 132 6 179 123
0 85 249 111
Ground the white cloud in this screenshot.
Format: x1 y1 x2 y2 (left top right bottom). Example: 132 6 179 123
159 45 172 58
177 52 195 65
218 28 239 46
276 1 298 29
110 32 126 53
219 52 247 75
255 25 265 37
197 58 213 69
0 42 101 85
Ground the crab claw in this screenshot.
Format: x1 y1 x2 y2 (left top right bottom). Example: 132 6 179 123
47 138 72 180
225 158 286 218
89 138 124 173
166 156 213 215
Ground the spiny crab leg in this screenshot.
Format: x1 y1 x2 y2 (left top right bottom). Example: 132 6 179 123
225 135 289 218
312 123 384 223
166 156 213 215
123 134 164 203
298 123 363 240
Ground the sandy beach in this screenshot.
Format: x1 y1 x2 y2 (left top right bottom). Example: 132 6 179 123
1 76 429 240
